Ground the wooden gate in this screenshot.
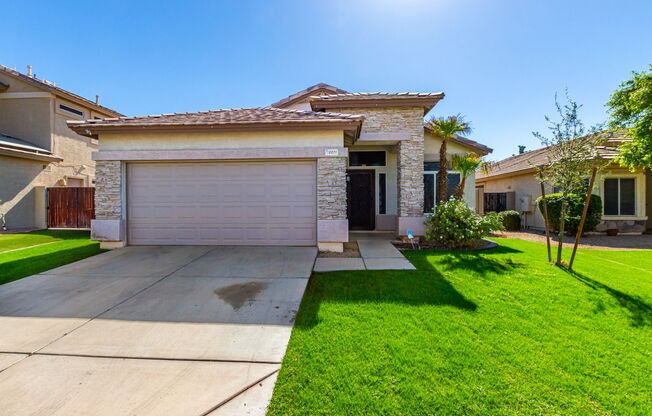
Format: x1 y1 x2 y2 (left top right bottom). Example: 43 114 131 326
47 187 95 228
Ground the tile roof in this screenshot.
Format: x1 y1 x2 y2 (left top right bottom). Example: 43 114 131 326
476 131 628 180
0 64 122 116
270 83 349 108
311 92 445 101
309 92 445 114
68 107 364 133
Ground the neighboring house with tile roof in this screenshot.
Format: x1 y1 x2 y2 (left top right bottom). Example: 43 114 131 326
476 132 651 234
0 65 121 229
70 83 491 251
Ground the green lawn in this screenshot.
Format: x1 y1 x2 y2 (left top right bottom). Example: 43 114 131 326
268 238 652 415
0 229 103 285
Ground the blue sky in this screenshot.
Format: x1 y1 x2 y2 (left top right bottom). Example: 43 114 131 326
3 0 651 160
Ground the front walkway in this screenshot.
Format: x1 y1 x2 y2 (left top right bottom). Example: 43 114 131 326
0 245 317 416
314 233 415 272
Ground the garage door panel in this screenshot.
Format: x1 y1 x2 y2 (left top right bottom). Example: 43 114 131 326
127 161 316 246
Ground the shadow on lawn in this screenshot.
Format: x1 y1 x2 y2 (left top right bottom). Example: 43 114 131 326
298 266 477 329
565 269 652 327
25 229 91 239
412 246 524 277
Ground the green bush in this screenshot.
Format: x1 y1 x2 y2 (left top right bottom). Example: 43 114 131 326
536 192 602 234
425 199 504 249
498 210 521 231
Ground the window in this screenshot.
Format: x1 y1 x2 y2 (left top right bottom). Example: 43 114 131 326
59 104 84 117
437 172 461 203
379 173 386 214
349 151 386 167
424 173 435 213
424 162 440 171
423 162 461 213
604 178 636 216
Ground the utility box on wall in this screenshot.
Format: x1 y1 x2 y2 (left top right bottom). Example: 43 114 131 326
519 195 532 213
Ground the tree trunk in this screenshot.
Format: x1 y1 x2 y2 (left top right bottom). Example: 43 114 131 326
438 139 448 203
556 198 567 266
569 167 598 269
455 176 466 200
539 175 552 263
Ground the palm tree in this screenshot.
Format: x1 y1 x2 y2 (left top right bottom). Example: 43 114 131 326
451 152 481 199
425 115 472 203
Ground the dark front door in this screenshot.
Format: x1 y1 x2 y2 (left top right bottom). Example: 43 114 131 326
347 170 375 230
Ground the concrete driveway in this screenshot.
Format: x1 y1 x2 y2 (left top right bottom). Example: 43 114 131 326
0 245 317 415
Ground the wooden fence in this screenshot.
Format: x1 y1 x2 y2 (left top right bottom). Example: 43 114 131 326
47 187 95 229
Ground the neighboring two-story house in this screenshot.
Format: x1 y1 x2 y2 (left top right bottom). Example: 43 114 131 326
69 83 491 251
0 65 121 230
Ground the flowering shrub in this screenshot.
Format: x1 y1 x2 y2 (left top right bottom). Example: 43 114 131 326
425 199 504 249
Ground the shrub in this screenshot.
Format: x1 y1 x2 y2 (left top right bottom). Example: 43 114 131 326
536 192 602 234
425 199 504 249
498 210 521 231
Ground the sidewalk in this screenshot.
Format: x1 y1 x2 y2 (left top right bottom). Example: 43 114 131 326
314 238 415 272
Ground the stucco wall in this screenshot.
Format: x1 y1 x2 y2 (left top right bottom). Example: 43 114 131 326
0 73 43 93
0 97 53 150
0 74 109 229
0 156 44 228
52 111 99 186
424 131 480 159
478 167 649 233
98 130 344 151
478 173 546 229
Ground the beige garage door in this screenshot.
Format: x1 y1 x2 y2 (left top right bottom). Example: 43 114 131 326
127 161 317 246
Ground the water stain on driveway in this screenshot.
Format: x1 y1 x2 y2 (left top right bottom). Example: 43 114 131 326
215 281 268 310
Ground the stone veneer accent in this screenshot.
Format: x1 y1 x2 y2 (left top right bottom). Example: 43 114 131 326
317 157 347 220
596 219 647 234
329 107 425 217
95 160 122 220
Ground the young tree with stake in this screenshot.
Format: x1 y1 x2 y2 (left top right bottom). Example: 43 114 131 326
533 93 604 267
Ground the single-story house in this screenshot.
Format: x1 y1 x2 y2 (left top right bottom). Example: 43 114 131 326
0 64 121 229
476 132 651 234
69 83 491 251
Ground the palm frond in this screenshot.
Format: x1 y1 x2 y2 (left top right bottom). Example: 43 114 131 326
425 114 472 139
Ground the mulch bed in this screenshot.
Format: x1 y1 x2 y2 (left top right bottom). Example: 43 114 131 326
392 238 496 251
318 241 361 258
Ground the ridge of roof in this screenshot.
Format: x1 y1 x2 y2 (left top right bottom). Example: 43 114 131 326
309 91 445 115
270 83 349 108
476 131 630 180
312 92 445 100
0 64 123 117
69 106 364 126
67 107 365 139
